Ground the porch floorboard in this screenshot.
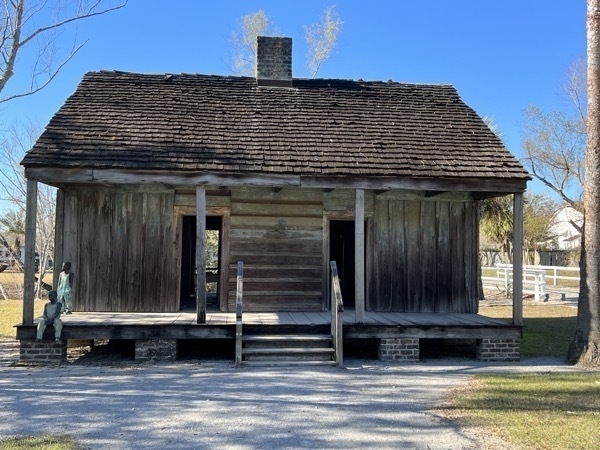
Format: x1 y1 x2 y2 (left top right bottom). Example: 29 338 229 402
31 310 512 327
16 310 520 341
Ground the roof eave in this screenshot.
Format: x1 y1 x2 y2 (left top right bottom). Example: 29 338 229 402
24 167 529 194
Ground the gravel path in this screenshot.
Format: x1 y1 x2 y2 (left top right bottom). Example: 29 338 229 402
0 339 586 450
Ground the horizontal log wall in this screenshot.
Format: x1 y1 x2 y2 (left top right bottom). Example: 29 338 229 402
228 188 324 311
371 198 478 313
324 189 375 215
64 189 179 312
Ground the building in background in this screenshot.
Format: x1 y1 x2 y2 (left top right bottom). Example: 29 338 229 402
549 206 583 250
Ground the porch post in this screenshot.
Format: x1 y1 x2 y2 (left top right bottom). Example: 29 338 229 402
355 189 365 323
512 192 524 326
22 179 38 325
196 186 207 324
53 189 65 289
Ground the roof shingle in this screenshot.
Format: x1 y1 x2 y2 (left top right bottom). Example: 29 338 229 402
22 71 530 182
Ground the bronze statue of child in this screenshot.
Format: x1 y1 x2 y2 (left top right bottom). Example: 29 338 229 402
36 290 63 341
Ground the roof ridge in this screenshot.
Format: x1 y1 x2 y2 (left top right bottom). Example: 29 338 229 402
86 70 455 88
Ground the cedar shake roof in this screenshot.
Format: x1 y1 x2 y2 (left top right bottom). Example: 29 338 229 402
22 71 530 182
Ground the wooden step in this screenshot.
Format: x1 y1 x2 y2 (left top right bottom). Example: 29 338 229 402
239 332 337 366
243 334 332 342
243 360 338 367
243 347 334 355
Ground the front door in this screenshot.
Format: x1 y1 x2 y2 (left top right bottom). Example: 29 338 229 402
329 220 356 308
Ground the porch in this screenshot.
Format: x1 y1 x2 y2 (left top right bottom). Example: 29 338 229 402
16 310 521 364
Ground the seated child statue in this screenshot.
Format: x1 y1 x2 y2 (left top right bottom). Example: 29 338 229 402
36 290 63 341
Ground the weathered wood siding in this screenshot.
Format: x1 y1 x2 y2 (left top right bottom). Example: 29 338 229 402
61 189 179 312
371 198 478 313
228 188 324 311
57 186 478 315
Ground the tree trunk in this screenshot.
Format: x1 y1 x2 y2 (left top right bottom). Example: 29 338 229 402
568 0 600 366
567 222 593 362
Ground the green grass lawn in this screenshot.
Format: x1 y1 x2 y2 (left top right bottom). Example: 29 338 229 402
0 271 49 338
480 304 577 357
0 435 81 450
442 373 600 450
0 300 44 338
447 303 599 449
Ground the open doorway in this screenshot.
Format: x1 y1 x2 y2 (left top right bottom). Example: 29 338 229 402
180 216 222 311
329 220 356 308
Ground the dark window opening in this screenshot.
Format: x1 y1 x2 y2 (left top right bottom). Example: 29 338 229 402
180 216 222 311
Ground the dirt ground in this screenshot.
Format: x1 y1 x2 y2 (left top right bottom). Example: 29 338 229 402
1 288 585 449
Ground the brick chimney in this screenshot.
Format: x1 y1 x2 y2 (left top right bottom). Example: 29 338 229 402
256 36 292 87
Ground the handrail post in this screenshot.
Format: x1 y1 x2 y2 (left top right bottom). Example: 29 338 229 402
336 301 343 368
234 261 244 368
330 261 344 368
330 269 335 347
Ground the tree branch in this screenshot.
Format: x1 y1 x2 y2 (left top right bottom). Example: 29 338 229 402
18 1 126 50
0 39 85 103
0 0 126 100
0 0 23 93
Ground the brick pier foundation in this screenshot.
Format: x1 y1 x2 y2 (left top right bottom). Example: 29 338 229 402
476 338 520 362
135 339 177 362
20 339 67 363
378 338 419 362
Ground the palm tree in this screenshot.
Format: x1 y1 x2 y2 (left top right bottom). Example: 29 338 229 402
479 196 514 263
568 0 600 366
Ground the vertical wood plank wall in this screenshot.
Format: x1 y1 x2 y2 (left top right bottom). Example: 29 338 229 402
60 187 479 314
371 197 478 313
63 189 179 312
227 188 324 311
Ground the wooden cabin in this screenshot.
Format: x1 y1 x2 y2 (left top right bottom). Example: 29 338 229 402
17 37 530 364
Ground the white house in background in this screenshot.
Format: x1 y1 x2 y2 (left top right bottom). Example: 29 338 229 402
549 206 583 250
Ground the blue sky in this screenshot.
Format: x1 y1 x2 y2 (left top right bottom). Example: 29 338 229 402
0 0 586 211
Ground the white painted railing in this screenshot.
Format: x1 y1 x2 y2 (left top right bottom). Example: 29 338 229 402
482 264 548 301
533 265 580 286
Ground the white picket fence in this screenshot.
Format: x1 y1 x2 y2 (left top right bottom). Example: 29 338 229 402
481 264 580 301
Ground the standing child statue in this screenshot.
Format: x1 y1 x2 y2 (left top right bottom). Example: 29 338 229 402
36 290 63 341
57 261 74 314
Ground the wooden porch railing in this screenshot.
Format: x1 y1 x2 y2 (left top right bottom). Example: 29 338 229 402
234 261 244 368
330 261 344 368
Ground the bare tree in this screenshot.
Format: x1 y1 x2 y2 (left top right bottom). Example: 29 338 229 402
522 193 558 263
230 10 275 76
231 6 343 78
0 122 55 296
568 0 600 366
305 5 343 78
1 0 127 103
522 105 585 212
1 1 125 298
